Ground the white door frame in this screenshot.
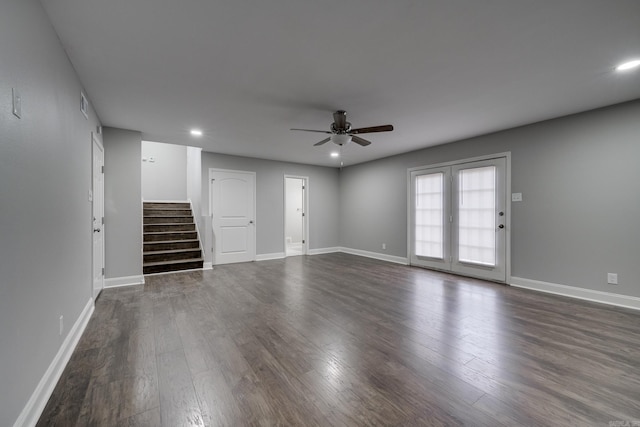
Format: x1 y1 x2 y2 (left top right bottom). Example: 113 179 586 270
284 175 309 256
91 132 105 299
407 152 512 283
209 168 257 264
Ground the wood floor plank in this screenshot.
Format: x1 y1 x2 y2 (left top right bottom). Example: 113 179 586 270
157 348 204 426
38 253 640 426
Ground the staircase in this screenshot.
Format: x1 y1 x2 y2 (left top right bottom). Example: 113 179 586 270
143 202 204 274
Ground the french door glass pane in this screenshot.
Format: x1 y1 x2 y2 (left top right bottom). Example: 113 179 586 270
458 166 496 266
415 173 444 259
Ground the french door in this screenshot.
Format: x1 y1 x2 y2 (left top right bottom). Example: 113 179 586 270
410 156 507 282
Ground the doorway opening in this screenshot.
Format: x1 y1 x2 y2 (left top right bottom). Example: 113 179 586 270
284 176 308 257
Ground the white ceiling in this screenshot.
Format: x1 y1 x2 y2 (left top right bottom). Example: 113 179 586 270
41 0 640 167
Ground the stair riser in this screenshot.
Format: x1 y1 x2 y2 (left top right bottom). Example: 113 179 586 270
144 241 200 251
144 232 197 241
143 202 190 209
144 224 195 232
144 250 202 263
144 216 193 224
143 260 204 274
144 209 192 217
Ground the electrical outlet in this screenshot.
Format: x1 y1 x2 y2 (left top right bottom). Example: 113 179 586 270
607 273 618 285
59 315 64 336
382 243 386 250
511 192 523 202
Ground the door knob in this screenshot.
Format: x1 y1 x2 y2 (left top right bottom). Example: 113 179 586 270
249 220 254 224
498 224 504 229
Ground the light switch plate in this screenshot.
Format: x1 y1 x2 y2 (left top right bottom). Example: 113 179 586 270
607 273 618 285
511 192 523 202
12 88 21 118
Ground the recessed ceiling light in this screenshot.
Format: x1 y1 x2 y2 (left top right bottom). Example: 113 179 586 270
190 129 203 137
330 152 339 158
615 59 640 72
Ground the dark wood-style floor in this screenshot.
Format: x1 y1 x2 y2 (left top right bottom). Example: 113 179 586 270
38 253 640 426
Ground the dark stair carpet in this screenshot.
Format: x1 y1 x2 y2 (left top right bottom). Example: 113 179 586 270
143 202 204 274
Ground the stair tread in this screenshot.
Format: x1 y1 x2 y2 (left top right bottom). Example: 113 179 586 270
144 215 193 218
143 248 201 255
144 239 200 244
143 206 191 210
144 231 197 235
143 258 204 267
144 222 195 225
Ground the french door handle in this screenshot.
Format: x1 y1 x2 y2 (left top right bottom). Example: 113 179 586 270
93 228 101 233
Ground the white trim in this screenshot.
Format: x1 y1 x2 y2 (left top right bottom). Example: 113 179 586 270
510 277 640 311
339 247 409 265
256 252 286 261
187 198 206 260
203 262 213 270
14 298 94 427
308 247 341 255
104 275 145 288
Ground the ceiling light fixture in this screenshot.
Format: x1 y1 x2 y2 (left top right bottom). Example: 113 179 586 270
615 59 640 72
330 152 339 158
331 134 352 146
190 129 203 137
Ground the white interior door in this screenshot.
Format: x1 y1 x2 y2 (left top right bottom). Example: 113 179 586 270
410 156 508 282
92 134 105 299
210 169 256 265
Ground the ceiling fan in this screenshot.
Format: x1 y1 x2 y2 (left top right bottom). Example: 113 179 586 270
291 110 393 147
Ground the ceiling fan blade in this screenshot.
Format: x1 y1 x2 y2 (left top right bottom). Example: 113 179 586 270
313 137 331 146
349 124 394 134
351 135 371 146
291 128 332 134
333 110 347 130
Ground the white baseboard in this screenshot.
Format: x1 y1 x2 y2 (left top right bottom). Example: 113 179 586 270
104 275 145 289
339 247 409 265
510 277 640 311
14 298 94 427
307 247 341 255
256 252 286 261
203 262 213 270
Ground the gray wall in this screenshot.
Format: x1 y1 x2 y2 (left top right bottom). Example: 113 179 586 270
187 146 203 241
340 100 640 298
201 153 340 260
103 128 143 279
142 140 187 200
0 0 101 424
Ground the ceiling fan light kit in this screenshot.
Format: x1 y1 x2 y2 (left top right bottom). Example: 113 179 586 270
291 110 393 148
